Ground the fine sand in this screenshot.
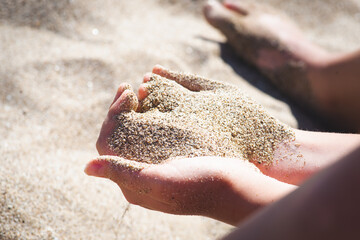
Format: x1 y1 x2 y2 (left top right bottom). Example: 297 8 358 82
110 72 294 164
1 0 360 239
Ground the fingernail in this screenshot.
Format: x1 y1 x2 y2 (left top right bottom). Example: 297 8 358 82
143 72 152 83
153 64 165 72
84 161 105 177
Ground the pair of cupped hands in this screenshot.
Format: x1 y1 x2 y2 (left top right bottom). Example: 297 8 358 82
84 65 295 226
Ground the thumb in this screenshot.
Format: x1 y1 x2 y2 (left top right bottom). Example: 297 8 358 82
84 156 149 181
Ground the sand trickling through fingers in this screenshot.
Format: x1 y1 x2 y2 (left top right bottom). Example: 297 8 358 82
109 70 295 164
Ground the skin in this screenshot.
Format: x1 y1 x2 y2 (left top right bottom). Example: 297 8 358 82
200 1 360 237
86 0 360 234
223 147 360 240
204 0 360 132
89 66 297 225
85 156 294 226
86 65 360 226
257 129 360 185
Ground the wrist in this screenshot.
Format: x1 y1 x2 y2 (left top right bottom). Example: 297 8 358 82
255 129 360 185
203 175 261 226
253 128 318 185
205 159 295 226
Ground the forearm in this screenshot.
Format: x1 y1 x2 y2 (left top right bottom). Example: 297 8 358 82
256 129 360 185
310 49 360 131
223 147 360 240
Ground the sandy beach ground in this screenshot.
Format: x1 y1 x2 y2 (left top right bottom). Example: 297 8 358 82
1 0 360 239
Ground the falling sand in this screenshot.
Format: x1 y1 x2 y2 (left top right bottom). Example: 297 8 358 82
108 68 295 166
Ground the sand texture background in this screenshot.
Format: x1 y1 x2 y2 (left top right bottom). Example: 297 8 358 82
1 0 360 239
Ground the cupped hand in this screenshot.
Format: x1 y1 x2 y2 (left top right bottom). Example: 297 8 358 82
85 156 295 225
91 65 296 225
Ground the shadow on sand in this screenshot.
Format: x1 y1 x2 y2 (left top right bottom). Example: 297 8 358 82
218 42 329 131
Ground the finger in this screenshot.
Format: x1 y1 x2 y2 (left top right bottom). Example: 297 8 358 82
85 156 173 193
138 73 152 101
110 83 133 107
85 156 177 203
152 65 225 91
85 156 156 190
138 84 149 101
203 0 241 30
96 116 119 155
223 0 249 15
85 156 147 177
142 72 152 83
97 87 138 155
108 89 138 116
102 90 138 154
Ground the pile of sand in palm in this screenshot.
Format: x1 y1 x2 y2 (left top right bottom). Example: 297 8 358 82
109 69 295 165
